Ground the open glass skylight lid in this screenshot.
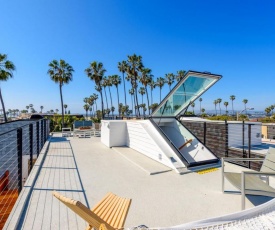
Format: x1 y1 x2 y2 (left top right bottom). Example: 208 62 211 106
151 71 222 117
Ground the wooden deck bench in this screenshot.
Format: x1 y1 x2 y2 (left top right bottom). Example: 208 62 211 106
53 191 131 230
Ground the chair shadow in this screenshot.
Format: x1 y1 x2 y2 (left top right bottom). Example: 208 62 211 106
50 137 69 142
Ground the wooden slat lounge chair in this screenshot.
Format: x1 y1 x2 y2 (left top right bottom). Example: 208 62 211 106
52 191 131 230
222 147 275 209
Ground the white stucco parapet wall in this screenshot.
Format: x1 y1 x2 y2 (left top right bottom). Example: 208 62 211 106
101 120 186 171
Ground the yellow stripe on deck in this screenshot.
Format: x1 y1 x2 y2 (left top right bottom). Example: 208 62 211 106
196 168 218 174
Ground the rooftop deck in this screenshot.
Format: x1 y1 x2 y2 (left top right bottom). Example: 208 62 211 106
5 134 274 229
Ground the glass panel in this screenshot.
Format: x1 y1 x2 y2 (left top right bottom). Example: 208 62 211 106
152 74 219 117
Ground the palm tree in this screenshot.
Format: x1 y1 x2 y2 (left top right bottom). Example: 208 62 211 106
111 106 115 118
92 93 98 111
155 77 165 103
265 107 271 116
129 88 135 116
224 101 229 115
139 68 153 114
243 99 248 114
230 95 236 115
0 54 16 122
201 108 205 113
64 104 68 114
118 60 128 106
270 105 275 115
85 61 106 119
176 70 186 82
217 98 222 114
89 107 93 117
126 54 143 117
102 77 109 110
29 104 33 114
148 79 155 107
107 76 114 114
112 75 121 116
26 106 29 113
55 109 59 114
199 98 203 115
48 59 74 127
138 87 146 106
83 104 89 118
213 100 218 115
165 73 175 91
191 102 195 114
40 106 44 113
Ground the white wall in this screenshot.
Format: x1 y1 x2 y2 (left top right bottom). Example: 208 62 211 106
101 121 127 147
101 120 186 170
126 121 180 169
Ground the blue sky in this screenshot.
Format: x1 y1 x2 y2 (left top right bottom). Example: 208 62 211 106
1 0 275 114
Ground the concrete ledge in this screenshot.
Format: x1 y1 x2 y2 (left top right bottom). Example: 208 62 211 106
112 147 172 175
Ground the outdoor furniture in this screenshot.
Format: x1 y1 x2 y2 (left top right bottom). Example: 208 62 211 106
73 121 94 138
93 123 101 137
52 191 131 230
62 128 72 137
222 147 275 209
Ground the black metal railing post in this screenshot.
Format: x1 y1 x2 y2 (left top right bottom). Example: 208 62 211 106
248 124 252 168
242 121 246 158
36 121 40 156
44 119 47 142
203 122 206 145
225 120 228 157
41 119 44 146
17 128 23 194
29 124 33 173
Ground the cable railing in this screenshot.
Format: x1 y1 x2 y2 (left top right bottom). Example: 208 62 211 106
180 119 265 171
0 118 49 229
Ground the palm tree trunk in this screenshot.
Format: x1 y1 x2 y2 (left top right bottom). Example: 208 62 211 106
134 86 140 117
122 72 127 106
160 88 162 104
100 90 104 119
231 101 234 115
0 87 8 122
151 88 153 107
133 92 136 116
104 87 109 109
131 95 134 117
145 86 150 115
116 86 120 116
108 86 113 109
59 84 64 127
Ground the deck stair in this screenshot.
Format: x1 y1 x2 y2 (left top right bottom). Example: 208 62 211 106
0 190 18 230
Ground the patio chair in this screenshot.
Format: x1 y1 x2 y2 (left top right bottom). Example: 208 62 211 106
52 191 131 230
222 147 275 209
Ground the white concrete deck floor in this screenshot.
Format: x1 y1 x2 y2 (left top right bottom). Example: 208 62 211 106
5 134 274 229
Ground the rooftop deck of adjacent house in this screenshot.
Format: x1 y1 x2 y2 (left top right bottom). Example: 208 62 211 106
4 134 274 229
